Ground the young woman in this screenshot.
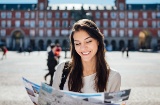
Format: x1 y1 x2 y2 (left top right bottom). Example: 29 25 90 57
52 19 121 93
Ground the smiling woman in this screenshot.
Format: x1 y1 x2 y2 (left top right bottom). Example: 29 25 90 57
52 19 121 93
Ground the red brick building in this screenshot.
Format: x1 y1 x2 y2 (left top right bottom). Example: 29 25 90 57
0 0 160 51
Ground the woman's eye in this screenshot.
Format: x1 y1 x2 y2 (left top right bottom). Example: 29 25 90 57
86 40 92 43
75 43 80 46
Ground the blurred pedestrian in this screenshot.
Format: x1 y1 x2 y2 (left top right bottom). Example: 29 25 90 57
44 43 58 86
55 43 62 62
1 46 8 60
121 47 125 57
126 47 129 57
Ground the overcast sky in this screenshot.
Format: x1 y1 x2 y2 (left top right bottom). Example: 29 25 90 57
0 0 160 5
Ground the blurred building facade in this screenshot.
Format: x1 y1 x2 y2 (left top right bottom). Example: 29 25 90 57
0 0 160 51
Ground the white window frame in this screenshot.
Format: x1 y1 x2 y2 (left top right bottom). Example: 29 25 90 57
119 30 124 37
7 20 11 27
95 12 100 19
1 12 6 19
103 30 108 37
15 20 20 27
0 29 6 37
62 12 68 18
119 12 124 19
47 12 52 18
111 30 116 37
103 21 108 28
128 30 133 37
54 20 60 28
7 12 12 18
24 12 30 19
1 20 6 28
15 12 21 18
111 21 117 28
30 29 35 36
47 29 52 37
111 12 116 19
39 29 44 37
128 12 133 19
103 12 108 19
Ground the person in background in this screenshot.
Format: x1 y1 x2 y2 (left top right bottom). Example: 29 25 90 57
44 43 58 86
52 19 121 93
55 43 62 62
1 46 8 60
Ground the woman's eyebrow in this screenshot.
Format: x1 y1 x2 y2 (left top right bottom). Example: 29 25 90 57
74 37 92 42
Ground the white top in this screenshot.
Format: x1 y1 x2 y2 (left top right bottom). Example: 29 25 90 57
53 62 121 93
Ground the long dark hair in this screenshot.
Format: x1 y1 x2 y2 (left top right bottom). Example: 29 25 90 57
68 19 110 92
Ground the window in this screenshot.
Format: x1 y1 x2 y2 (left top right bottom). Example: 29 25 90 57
30 20 35 27
157 21 160 28
152 12 156 19
119 30 124 37
7 12 12 18
24 12 30 19
152 21 156 28
1 20 6 28
15 12 21 18
39 20 44 27
31 12 35 18
40 3 44 10
134 21 139 27
158 30 160 37
62 12 68 18
128 12 133 19
39 12 44 18
30 29 35 36
134 12 138 19
39 30 44 36
103 12 108 19
119 21 124 28
70 20 75 26
143 21 148 27
103 30 108 37
55 29 60 36
95 20 100 27
47 12 52 18
47 29 52 37
143 12 147 19
7 20 11 27
54 20 60 27
111 21 117 28
1 12 6 18
119 3 124 10
62 20 68 28
128 21 133 28
119 12 124 19
47 21 52 27
111 12 116 19
157 12 160 18
15 20 20 27
24 20 29 27
128 30 133 37
95 12 100 19
111 30 116 37
103 21 108 28
0 29 6 37
55 12 60 18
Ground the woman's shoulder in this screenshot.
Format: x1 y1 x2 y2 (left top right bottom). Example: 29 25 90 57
109 68 121 79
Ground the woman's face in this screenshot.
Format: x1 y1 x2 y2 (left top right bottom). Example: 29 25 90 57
73 30 99 62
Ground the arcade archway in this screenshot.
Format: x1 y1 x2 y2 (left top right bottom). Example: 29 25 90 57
139 30 152 49
11 30 24 50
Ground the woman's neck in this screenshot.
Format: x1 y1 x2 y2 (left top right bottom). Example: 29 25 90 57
82 60 96 76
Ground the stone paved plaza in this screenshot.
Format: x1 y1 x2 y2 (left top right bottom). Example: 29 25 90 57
0 51 160 105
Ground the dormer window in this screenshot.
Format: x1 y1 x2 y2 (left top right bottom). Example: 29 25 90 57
40 3 44 10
